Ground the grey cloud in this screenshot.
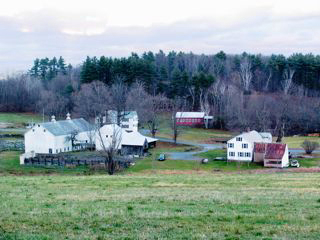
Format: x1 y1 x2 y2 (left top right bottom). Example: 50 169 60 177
0 9 320 75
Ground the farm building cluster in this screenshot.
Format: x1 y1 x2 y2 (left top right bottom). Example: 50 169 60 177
22 111 157 163
227 130 289 168
22 110 290 169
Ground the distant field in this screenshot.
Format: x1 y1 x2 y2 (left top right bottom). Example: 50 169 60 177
1 173 320 239
283 136 320 148
0 112 42 129
148 114 233 143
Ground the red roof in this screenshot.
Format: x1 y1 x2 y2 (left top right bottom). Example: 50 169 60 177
265 143 286 159
254 143 267 153
254 143 286 159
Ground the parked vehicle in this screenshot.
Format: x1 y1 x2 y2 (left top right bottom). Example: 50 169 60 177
158 153 166 161
290 159 300 168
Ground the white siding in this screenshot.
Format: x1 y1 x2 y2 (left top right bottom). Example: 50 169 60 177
25 125 56 154
25 124 92 154
227 137 253 162
281 145 289 168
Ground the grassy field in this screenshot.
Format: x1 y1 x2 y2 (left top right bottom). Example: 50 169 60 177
1 173 320 239
147 114 233 143
0 112 42 125
283 136 320 148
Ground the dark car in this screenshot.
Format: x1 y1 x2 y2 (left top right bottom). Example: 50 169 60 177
158 153 166 161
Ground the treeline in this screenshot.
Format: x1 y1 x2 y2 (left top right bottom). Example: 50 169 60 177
1 51 320 137
80 51 320 96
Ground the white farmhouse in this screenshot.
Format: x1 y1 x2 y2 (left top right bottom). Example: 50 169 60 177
105 110 139 132
95 124 157 156
24 114 94 155
227 130 272 162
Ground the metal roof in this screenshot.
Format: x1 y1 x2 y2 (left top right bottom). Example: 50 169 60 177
41 118 93 136
254 142 287 159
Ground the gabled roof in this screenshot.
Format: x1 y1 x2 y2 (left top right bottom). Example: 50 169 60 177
254 143 267 153
254 142 287 159
176 112 205 118
265 143 287 159
234 130 264 143
98 124 157 147
41 118 93 136
121 131 147 146
229 130 272 144
146 136 158 143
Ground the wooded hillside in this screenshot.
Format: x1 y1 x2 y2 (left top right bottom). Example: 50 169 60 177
1 51 320 137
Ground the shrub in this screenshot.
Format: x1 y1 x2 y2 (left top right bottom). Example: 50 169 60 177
301 140 319 154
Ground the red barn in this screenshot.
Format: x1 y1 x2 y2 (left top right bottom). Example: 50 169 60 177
175 112 206 126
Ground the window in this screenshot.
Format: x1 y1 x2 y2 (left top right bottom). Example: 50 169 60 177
236 137 242 141
38 124 40 127
238 152 244 157
43 129 46 132
228 143 234 148
106 135 108 138
64 148 66 152
245 152 251 157
32 129 35 132
242 143 248 148
56 149 58 153
49 148 52 154
229 152 235 157
67 147 69 151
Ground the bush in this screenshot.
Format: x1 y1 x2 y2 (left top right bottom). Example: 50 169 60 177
301 140 319 154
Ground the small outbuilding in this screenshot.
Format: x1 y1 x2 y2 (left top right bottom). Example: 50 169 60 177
253 143 289 168
95 124 157 156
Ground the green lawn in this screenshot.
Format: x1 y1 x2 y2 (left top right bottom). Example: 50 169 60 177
148 114 233 143
0 112 42 125
1 173 320 239
283 136 320 148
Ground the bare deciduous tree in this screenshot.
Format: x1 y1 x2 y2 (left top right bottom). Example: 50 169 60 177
282 68 295 95
96 124 123 175
239 57 253 92
110 79 128 125
73 81 110 120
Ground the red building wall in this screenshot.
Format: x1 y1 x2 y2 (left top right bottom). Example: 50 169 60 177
176 117 204 126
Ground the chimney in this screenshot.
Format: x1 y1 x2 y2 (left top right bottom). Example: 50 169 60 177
51 115 56 123
66 112 71 120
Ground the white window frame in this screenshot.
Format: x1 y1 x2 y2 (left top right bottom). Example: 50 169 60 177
245 152 251 157
238 152 244 157
229 151 235 157
228 143 234 148
242 143 248 149
236 137 242 141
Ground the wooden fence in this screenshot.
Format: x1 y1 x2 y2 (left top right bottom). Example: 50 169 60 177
24 154 132 168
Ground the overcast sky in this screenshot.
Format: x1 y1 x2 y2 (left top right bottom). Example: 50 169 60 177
0 0 320 76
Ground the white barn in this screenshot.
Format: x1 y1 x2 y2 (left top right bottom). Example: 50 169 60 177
24 114 94 155
227 130 272 162
95 124 157 156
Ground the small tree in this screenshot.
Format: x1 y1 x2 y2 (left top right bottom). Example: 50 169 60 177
97 125 123 175
65 130 79 151
301 140 319 154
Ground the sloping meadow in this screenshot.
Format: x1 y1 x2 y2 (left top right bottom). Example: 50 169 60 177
0 173 320 239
